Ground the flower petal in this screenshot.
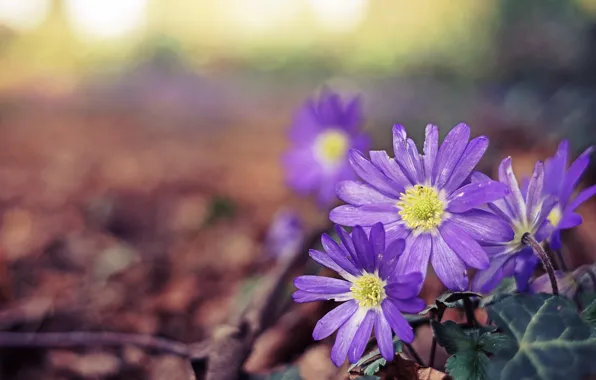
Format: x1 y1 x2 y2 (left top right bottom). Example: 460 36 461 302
513 249 538 292
383 221 411 244
348 310 375 363
447 180 509 213
560 147 593 206
439 221 489 270
498 157 526 219
334 224 358 258
330 204 399 226
379 238 406 280
391 298 426 314
381 299 414 343
471 254 514 294
559 212 583 229
321 233 361 276
313 300 359 340
292 290 352 303
309 249 356 281
349 149 402 197
336 180 396 206
374 310 395 361
430 234 468 291
385 281 421 300
341 96 363 132
370 150 410 189
443 136 489 194
294 275 352 293
449 210 514 244
331 308 367 367
423 124 438 182
433 123 470 189
369 222 385 270
392 124 423 184
395 233 432 279
525 161 545 223
543 140 568 196
352 226 375 273
568 184 596 212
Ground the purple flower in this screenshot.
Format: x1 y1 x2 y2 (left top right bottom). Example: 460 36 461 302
528 270 578 298
283 90 369 207
542 140 596 249
293 223 425 367
472 158 556 293
264 209 304 260
330 123 509 291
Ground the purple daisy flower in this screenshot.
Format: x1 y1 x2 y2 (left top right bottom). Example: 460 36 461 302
293 223 425 367
283 89 370 207
542 140 596 249
264 209 304 260
472 158 556 293
330 123 510 291
529 270 579 298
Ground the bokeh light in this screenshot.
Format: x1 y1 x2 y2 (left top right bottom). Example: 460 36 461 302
0 0 50 32
64 0 147 40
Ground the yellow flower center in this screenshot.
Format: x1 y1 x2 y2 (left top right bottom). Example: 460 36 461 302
350 273 386 308
398 185 444 231
315 129 349 164
547 206 562 227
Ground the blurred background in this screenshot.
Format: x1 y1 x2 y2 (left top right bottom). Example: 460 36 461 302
1 0 596 379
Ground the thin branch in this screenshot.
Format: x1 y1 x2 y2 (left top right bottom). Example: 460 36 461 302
403 342 424 367
428 308 444 368
202 227 327 380
0 331 190 357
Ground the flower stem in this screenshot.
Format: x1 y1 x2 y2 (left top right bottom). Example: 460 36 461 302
522 233 559 296
404 342 424 366
428 308 444 368
462 297 478 328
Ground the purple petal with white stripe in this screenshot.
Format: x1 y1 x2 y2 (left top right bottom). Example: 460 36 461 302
431 234 468 291
443 136 488 194
348 310 375 363
440 221 489 270
433 123 470 188
447 180 509 213
336 180 396 206
381 299 414 343
331 309 366 366
313 300 359 340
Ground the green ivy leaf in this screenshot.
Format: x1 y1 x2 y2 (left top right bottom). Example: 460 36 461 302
581 298 596 328
479 277 517 308
431 320 475 354
348 338 402 375
421 291 482 314
363 358 386 376
432 321 513 380
446 351 489 380
487 293 596 380
354 376 380 380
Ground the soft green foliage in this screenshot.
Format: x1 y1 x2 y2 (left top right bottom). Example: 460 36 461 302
421 291 483 314
581 298 596 328
348 338 402 376
479 277 517 308
431 321 513 380
251 366 302 380
487 293 596 380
